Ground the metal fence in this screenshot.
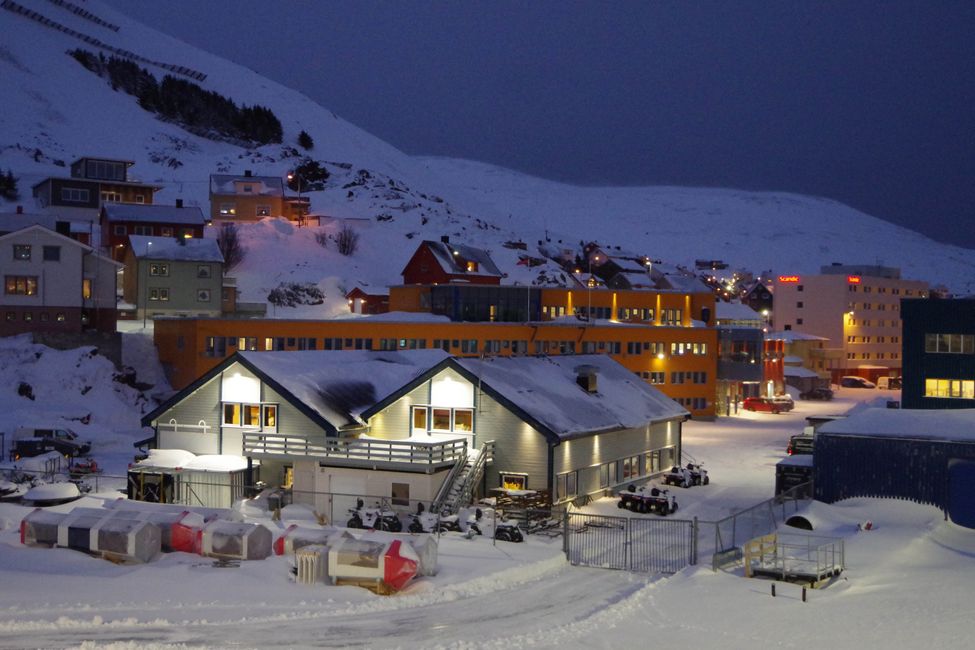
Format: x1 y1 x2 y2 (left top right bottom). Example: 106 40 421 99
710 482 812 569
564 512 698 574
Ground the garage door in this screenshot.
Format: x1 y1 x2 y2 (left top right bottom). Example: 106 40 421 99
947 459 975 529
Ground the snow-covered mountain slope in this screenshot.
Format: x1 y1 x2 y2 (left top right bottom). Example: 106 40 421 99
2 0 973 319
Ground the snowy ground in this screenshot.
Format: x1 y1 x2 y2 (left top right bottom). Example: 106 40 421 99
0 387 972 649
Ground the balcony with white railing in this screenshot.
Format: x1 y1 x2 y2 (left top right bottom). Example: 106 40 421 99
241 430 468 473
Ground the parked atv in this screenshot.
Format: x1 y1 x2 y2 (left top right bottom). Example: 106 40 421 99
346 499 403 532
663 463 710 488
464 507 524 543
617 484 678 516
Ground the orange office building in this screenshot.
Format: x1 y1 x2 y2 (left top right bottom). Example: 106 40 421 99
154 284 720 418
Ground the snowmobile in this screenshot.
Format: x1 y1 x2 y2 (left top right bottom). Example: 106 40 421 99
464 507 525 542
407 503 458 534
617 484 678 516
346 499 403 532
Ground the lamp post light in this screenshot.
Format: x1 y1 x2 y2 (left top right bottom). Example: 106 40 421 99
287 171 307 227
587 253 602 322
142 240 152 329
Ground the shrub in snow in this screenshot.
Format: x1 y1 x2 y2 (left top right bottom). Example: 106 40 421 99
298 130 314 150
17 382 34 401
335 225 359 256
0 168 18 200
267 282 325 308
314 230 329 249
217 223 246 271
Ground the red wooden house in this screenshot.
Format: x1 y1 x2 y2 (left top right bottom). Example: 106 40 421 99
401 236 503 285
101 201 209 261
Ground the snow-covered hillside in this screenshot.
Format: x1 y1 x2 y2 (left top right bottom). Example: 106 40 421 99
2 0 973 319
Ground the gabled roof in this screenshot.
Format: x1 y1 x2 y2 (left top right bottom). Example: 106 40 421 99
0 213 90 235
141 350 453 433
452 355 688 439
0 224 119 266
419 240 503 278
209 174 285 197
715 302 763 322
31 177 163 190
103 203 207 225
363 354 688 442
767 330 829 342
128 235 224 263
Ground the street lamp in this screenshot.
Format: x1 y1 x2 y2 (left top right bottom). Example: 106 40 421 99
587 253 602 322
142 240 152 329
287 171 307 227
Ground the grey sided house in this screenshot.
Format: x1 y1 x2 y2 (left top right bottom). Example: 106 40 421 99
140 350 688 514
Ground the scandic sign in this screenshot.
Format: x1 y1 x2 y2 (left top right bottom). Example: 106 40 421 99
778 275 800 283
847 276 861 284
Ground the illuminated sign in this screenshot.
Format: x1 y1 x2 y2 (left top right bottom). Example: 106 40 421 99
778 275 800 283
847 275 861 284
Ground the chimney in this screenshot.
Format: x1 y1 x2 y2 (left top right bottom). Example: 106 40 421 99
16 205 24 214
175 198 183 208
441 235 450 244
244 170 253 177
575 364 599 393
55 221 70 236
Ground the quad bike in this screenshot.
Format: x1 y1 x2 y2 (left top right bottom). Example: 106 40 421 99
617 484 678 516
346 498 403 532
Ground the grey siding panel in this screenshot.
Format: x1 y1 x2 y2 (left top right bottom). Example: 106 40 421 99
370 382 428 439
155 377 221 454
475 392 549 493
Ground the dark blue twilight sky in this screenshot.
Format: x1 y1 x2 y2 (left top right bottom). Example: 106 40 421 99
108 1 975 248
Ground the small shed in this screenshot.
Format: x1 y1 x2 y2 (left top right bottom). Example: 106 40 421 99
775 454 814 496
127 449 254 508
814 408 975 528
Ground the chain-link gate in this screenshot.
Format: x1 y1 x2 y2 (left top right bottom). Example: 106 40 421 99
565 512 697 574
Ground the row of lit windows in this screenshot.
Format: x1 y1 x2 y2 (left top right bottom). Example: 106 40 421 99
222 402 278 429
115 225 196 238
924 379 975 400
924 334 975 355
556 445 679 500
200 333 711 365
848 319 900 328
219 203 273 217
4 310 67 323
846 335 898 344
847 285 922 296
411 406 473 432
846 352 898 360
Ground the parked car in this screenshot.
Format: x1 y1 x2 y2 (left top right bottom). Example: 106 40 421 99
840 376 876 389
10 427 91 460
876 376 902 390
799 387 834 401
771 395 795 411
786 434 815 456
742 397 782 414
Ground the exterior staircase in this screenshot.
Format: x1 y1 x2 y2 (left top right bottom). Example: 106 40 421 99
432 440 495 514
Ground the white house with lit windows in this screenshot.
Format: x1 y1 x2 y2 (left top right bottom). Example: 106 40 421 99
141 350 688 512
0 224 120 336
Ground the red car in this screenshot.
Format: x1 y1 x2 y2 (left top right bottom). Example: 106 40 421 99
743 397 782 414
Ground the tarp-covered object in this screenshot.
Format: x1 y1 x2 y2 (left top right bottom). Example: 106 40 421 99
20 508 65 546
200 520 272 560
327 537 419 592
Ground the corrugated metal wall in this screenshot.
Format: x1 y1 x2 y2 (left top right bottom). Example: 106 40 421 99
814 433 975 512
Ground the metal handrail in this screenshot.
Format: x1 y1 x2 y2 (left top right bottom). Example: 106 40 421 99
444 440 496 514
431 448 470 514
242 431 467 466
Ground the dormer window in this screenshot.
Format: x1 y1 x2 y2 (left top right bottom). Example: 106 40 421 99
243 185 253 193
466 261 478 272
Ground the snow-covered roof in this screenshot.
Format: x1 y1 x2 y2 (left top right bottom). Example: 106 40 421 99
423 240 502 278
784 366 820 378
102 203 207 225
0 213 90 234
767 330 829 342
715 302 762 321
783 355 804 364
210 174 285 197
453 354 688 439
817 408 975 443
128 234 224 263
135 449 249 471
237 350 452 429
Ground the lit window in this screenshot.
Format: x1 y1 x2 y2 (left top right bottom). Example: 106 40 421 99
454 409 473 431
5 276 37 296
432 408 451 430
82 279 92 299
223 403 241 425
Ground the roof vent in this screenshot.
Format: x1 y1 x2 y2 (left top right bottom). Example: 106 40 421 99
16 205 23 214
574 364 599 393
441 235 450 244
175 198 183 208
244 169 253 177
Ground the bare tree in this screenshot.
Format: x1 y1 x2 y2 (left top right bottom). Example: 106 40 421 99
217 222 246 271
335 225 359 256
